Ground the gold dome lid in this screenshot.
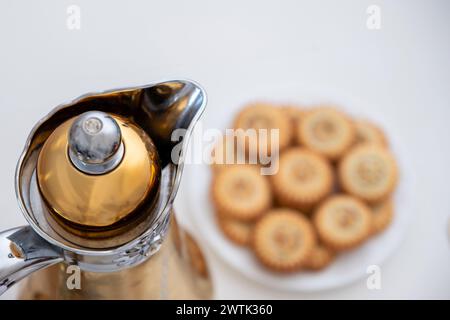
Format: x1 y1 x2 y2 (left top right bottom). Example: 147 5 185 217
36 112 160 228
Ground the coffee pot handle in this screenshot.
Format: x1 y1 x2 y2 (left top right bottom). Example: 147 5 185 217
0 226 64 295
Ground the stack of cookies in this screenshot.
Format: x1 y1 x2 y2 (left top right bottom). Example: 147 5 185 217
210 102 398 273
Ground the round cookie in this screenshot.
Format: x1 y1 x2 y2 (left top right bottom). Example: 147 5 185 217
371 198 394 235
303 244 335 271
233 103 292 154
217 215 253 246
339 144 398 203
271 147 334 211
354 119 388 146
211 165 272 221
297 107 355 160
314 195 372 251
252 209 316 272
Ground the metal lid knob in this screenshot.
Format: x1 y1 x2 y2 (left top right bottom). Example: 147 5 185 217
68 111 124 175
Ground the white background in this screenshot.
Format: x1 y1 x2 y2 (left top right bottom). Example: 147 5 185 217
0 0 449 299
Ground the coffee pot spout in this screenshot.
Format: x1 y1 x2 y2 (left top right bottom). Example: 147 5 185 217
137 80 207 165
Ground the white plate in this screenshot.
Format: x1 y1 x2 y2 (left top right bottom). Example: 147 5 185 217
183 85 412 292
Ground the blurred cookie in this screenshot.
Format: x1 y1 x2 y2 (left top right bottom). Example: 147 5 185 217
211 134 267 173
314 195 372 251
371 198 394 235
282 106 306 125
233 103 292 154
354 119 388 146
217 215 253 246
209 134 237 173
297 107 355 160
282 106 306 144
211 165 271 221
303 244 335 271
271 147 333 211
339 144 398 203
252 209 316 272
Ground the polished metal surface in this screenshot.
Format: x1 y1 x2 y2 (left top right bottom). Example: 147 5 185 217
0 79 207 296
38 115 160 227
68 111 124 175
0 226 63 295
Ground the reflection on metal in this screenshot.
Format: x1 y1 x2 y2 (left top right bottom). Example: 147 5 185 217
19 215 213 300
38 115 160 227
0 80 211 299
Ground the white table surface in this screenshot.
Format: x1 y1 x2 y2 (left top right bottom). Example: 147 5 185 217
0 0 449 299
